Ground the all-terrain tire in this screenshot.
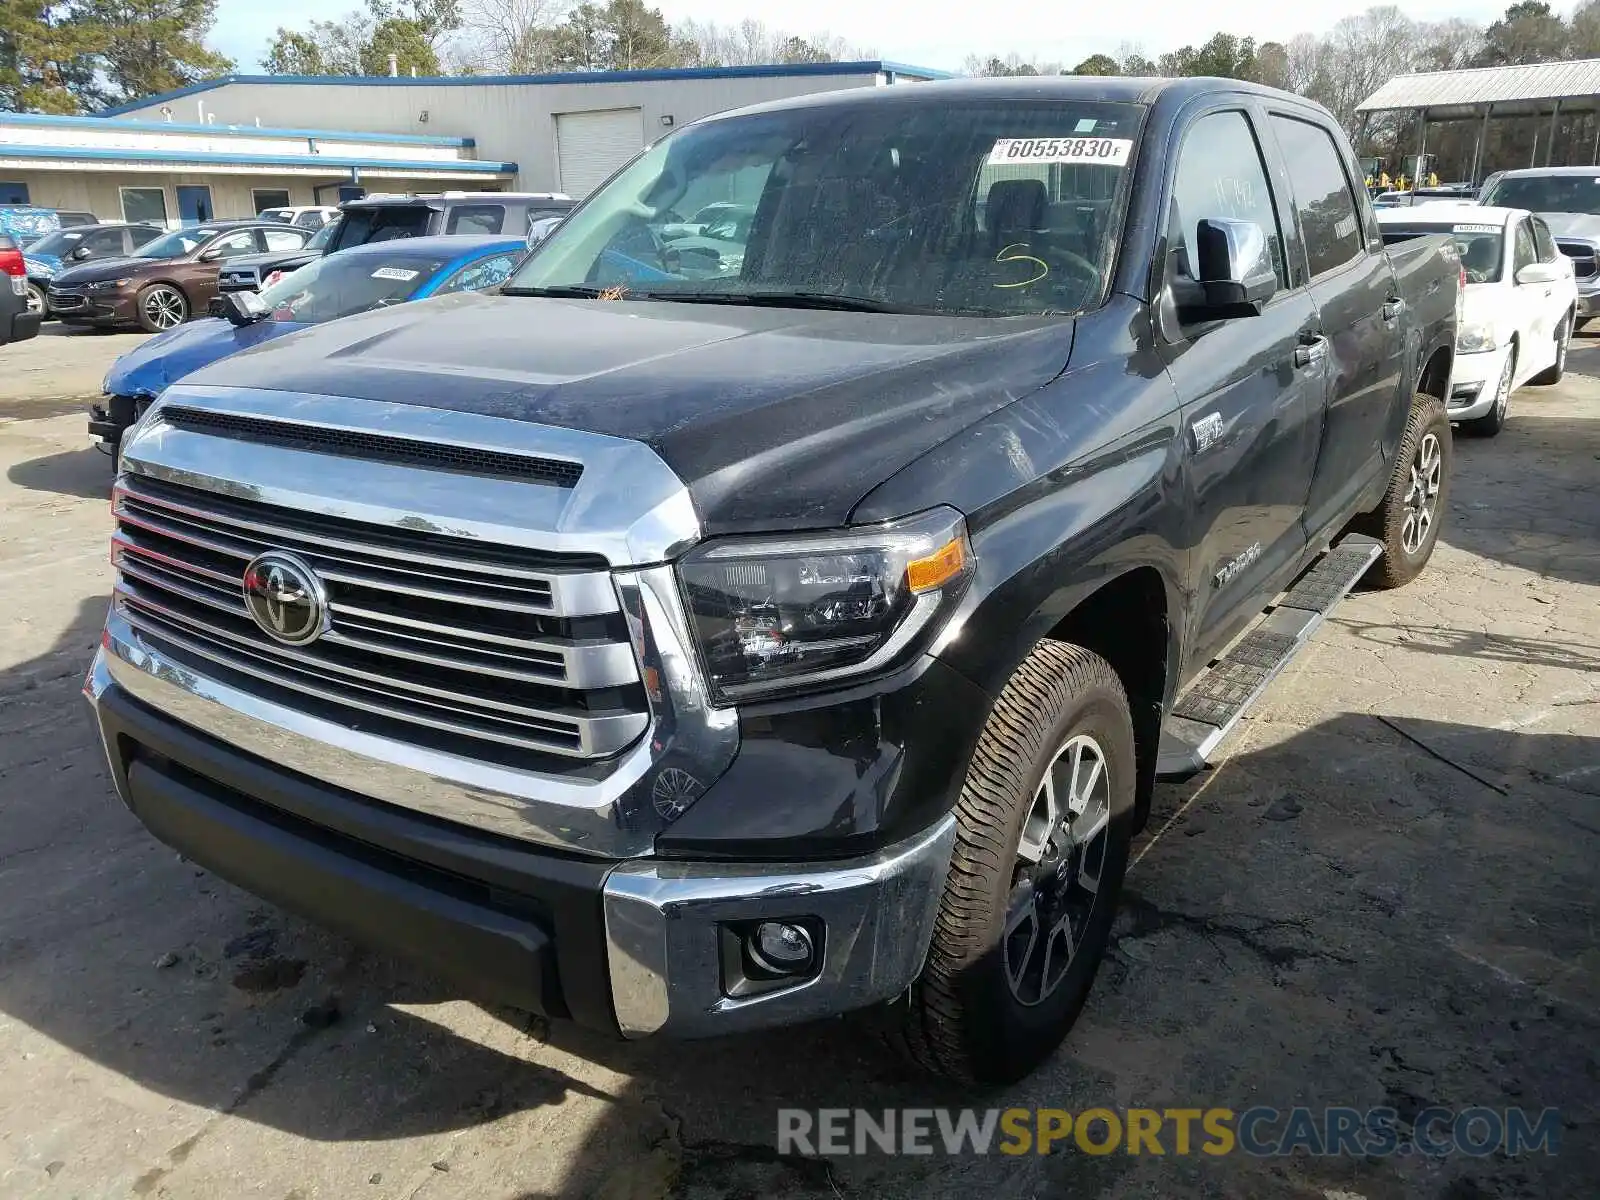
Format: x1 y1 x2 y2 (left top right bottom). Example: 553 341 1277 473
883 639 1136 1084
1356 393 1452 589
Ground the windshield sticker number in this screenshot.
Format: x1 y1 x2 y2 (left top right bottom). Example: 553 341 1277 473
1453 223 1501 234
988 137 1132 167
371 267 420 281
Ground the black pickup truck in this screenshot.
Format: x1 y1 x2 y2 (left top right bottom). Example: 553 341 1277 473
88 77 1459 1084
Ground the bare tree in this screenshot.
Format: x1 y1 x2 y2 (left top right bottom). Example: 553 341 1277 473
452 0 568 71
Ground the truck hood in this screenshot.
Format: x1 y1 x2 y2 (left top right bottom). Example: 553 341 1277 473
108 317 307 399
180 291 1076 532
1537 212 1600 241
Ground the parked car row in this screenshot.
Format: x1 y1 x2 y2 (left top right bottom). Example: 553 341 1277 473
89 236 525 455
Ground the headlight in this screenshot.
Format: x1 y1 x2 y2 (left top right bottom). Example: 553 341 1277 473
1456 322 1498 353
86 278 131 292
678 506 973 702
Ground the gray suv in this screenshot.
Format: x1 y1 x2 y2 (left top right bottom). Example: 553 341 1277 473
324 191 575 254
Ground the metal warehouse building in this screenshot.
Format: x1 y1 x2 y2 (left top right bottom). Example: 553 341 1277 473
0 62 943 226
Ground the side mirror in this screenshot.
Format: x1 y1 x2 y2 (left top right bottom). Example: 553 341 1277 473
198 247 223 263
69 245 93 261
526 215 563 250
1515 261 1559 286
221 289 270 327
1189 218 1278 318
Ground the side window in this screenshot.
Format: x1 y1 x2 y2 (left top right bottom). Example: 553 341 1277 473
1513 219 1537 273
263 228 307 251
445 204 506 235
211 231 259 259
83 228 128 257
433 252 521 295
1269 115 1365 278
1532 217 1558 263
1168 110 1285 297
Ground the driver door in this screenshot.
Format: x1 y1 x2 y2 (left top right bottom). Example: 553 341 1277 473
1159 105 1325 673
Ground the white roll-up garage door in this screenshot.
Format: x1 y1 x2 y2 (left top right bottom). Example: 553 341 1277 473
555 108 646 197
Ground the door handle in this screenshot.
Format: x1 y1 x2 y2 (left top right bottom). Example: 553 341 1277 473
1294 335 1328 368
1381 297 1405 322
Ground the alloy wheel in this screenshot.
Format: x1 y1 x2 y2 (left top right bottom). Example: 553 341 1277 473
1400 432 1442 555
1493 353 1514 421
1556 319 1569 374
143 287 185 330
1004 733 1112 1006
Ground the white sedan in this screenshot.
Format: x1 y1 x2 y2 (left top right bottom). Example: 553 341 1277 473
1377 204 1577 436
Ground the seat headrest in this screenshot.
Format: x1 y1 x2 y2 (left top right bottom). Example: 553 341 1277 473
987 179 1049 233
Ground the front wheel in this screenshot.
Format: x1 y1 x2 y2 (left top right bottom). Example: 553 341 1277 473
135 283 187 333
1461 346 1514 437
883 640 1134 1084
1357 393 1452 589
25 281 48 318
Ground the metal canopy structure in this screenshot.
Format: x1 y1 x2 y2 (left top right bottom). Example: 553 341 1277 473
1356 59 1600 184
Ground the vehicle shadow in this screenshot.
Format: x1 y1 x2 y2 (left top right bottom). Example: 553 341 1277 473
1443 408 1600 588
6 446 113 499
1336 619 1600 673
2 601 1595 1196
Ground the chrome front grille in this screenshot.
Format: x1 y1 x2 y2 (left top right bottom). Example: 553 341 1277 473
1558 240 1597 279
111 474 649 762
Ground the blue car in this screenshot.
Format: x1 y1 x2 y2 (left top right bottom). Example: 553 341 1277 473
90 235 526 453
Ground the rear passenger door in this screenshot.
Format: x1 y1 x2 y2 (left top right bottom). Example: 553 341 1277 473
1264 112 1402 542
1159 104 1326 669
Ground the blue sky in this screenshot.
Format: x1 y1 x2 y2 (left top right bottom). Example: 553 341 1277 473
209 0 1510 74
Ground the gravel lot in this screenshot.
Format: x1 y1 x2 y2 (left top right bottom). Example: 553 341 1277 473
1 330 1595 1199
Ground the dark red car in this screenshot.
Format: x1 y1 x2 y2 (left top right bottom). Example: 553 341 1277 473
48 221 314 332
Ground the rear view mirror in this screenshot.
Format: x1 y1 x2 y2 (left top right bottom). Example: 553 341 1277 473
221 289 270 327
1515 261 1560 286
1191 218 1278 317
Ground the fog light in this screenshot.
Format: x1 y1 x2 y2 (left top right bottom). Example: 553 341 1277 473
748 921 815 976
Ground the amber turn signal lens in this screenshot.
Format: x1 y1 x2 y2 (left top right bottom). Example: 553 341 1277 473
906 537 966 593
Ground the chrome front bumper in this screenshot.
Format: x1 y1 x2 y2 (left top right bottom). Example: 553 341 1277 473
602 814 957 1037
87 645 958 1037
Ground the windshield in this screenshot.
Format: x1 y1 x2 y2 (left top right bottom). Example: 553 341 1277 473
26 230 89 256
136 228 215 258
1480 174 1600 215
334 206 431 248
1382 223 1503 282
256 249 445 322
506 99 1143 316
307 220 339 250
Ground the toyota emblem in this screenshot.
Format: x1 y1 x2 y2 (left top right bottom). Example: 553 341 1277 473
242 551 328 645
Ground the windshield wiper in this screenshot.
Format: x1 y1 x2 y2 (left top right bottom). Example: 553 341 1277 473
647 290 938 314
499 284 614 298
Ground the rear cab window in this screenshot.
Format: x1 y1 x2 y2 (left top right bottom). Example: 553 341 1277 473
1268 115 1365 279
331 206 434 250
445 204 507 235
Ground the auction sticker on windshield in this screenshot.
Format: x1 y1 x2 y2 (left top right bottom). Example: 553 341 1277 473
1453 224 1501 234
371 267 420 281
988 137 1132 166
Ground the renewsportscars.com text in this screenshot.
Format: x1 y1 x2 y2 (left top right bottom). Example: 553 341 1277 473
777 1106 1561 1158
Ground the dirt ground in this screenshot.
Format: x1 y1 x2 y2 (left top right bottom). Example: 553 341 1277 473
0 328 1595 1200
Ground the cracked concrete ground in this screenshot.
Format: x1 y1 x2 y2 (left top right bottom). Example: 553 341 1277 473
1 332 1596 1199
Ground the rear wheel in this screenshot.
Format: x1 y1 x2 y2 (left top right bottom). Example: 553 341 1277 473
882 640 1134 1084
1528 314 1570 386
1357 393 1452 589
